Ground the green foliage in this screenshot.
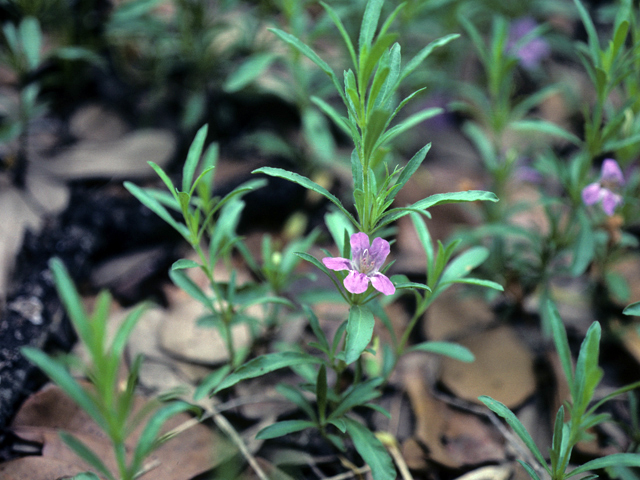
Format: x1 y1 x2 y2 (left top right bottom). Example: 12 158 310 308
22 259 194 480
481 300 640 480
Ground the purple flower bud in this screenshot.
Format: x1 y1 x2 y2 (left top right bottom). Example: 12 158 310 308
581 159 624 216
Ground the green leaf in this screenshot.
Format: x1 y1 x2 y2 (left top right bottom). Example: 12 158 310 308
69 473 103 480
132 402 195 473
388 144 431 203
124 182 189 239
253 167 357 227
329 378 383 420
573 0 601 62
518 460 542 480
168 268 212 309
49 258 90 346
359 0 384 54
21 348 107 432
59 432 115 480
451 278 504 291
172 259 201 270
440 246 489 284
412 190 498 210
400 34 459 83
109 302 146 363
550 406 564 475
20 17 41 70
478 396 550 473
571 211 595 276
183 124 208 193
256 420 317 440
312 96 353 136
224 53 277 92
407 341 475 362
193 365 232 400
624 301 640 316
545 299 574 388
316 364 328 424
269 28 344 100
376 107 442 150
510 120 582 145
329 418 347 433
321 1 357 68
345 305 375 365
214 352 322 393
567 454 640 477
574 321 603 416
344 418 396 480
379 190 497 229
276 383 317 422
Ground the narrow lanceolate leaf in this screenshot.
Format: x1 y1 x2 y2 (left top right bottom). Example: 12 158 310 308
269 28 344 100
358 0 384 54
378 190 498 228
388 143 431 203
624 301 640 316
168 269 212 309
21 348 107 432
345 305 375 365
124 182 189 239
400 33 459 82
439 246 489 284
407 341 475 362
545 299 574 388
193 365 232 400
566 453 640 477
49 258 90 345
214 352 323 393
183 124 209 192
510 120 582 145
256 420 317 440
344 418 396 480
132 402 195 472
478 396 550 474
253 167 358 227
59 433 115 480
518 460 542 480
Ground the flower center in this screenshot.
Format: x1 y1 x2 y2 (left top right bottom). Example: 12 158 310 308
357 249 376 275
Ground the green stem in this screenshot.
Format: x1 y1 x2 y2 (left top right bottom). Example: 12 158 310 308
193 243 237 366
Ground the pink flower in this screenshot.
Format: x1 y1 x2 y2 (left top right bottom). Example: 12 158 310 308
582 159 624 216
322 233 395 295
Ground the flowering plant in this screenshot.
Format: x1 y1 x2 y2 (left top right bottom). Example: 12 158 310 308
323 233 395 296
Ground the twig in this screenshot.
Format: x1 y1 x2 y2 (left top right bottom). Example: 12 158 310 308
323 465 370 480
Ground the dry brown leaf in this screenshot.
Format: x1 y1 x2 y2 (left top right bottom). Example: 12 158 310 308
0 456 87 480
440 325 535 408
35 129 175 180
402 368 506 469
423 286 495 341
8 383 221 480
70 104 128 141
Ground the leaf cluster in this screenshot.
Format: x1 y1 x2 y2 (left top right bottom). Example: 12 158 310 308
22 259 196 480
481 300 640 480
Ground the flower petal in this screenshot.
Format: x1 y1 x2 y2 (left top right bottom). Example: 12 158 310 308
582 183 603 206
601 159 624 185
601 190 622 216
344 271 369 294
350 232 370 262
370 273 395 295
368 237 391 270
322 257 352 271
